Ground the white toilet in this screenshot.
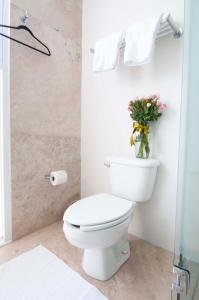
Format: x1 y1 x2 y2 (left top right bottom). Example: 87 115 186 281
63 156 160 281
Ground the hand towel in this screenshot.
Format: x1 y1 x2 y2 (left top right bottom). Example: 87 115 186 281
124 14 163 66
93 32 124 72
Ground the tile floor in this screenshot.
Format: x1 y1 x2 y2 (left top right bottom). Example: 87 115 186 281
0 221 173 300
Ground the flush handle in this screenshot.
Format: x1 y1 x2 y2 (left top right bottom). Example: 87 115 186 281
104 162 110 168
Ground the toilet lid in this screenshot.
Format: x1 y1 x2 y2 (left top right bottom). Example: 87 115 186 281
63 193 135 227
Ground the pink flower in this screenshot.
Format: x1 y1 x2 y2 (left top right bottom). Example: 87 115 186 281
131 97 137 102
157 101 167 112
150 94 160 100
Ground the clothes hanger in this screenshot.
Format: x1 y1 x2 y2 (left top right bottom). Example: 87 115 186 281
0 23 51 56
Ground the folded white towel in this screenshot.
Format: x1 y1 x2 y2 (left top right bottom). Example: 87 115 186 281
124 14 163 66
93 32 124 72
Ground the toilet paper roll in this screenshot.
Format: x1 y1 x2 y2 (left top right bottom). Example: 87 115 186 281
50 170 68 186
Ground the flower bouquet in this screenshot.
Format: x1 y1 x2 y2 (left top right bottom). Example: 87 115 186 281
128 95 166 159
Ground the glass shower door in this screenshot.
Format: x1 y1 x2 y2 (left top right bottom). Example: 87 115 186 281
172 0 199 299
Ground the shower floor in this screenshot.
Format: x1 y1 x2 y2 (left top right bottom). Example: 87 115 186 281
0 221 173 300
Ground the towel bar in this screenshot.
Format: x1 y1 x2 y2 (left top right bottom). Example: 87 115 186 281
90 13 183 54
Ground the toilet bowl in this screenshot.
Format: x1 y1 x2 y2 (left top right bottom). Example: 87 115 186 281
63 193 136 280
63 156 160 280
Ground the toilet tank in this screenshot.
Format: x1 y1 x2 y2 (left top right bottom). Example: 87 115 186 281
105 156 160 202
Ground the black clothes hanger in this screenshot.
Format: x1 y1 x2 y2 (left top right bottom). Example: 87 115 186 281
0 24 51 56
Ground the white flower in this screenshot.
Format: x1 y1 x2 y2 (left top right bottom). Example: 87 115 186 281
147 103 151 108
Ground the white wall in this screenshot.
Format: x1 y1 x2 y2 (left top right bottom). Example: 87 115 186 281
81 0 184 251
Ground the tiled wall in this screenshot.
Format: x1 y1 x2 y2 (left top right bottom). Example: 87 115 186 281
10 0 82 240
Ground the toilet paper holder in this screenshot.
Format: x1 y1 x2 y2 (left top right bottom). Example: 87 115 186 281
44 174 57 182
44 170 67 186
44 174 51 180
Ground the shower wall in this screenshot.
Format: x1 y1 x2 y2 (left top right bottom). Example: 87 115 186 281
10 0 82 240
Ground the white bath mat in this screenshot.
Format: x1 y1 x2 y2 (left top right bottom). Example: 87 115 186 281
0 245 108 300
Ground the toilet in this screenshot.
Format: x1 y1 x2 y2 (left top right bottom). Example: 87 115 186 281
63 156 160 280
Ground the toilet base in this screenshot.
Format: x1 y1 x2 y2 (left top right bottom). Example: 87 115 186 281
82 237 130 281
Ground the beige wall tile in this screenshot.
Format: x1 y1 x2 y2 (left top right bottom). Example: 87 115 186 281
10 0 82 240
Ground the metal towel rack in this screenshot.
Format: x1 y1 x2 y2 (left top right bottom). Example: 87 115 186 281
90 13 183 54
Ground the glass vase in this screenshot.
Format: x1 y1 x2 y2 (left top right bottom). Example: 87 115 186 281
134 128 151 159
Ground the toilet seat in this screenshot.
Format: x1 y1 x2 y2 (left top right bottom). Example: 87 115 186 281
63 193 136 232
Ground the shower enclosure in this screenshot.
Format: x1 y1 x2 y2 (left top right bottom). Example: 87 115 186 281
172 0 199 299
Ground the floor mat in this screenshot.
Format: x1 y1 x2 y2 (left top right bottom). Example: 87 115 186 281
0 245 108 300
